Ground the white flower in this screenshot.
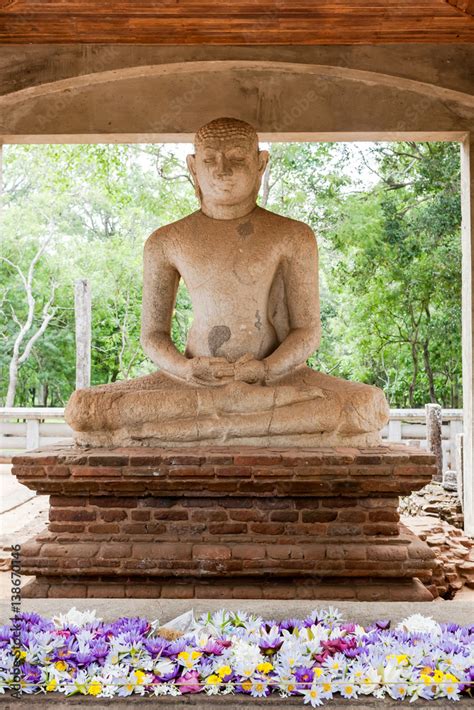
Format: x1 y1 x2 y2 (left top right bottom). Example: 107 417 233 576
52 607 100 629
250 677 269 697
301 683 325 707
153 659 176 677
396 614 442 638
357 665 381 695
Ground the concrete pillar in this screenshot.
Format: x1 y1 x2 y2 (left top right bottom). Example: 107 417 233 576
461 135 474 535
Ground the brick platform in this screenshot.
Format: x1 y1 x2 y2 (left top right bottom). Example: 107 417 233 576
12 444 437 600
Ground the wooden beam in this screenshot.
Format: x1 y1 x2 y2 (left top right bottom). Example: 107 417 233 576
447 1 474 16
0 1 473 44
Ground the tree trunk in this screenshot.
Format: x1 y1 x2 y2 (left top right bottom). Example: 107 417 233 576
5 357 18 407
408 340 419 407
423 339 437 402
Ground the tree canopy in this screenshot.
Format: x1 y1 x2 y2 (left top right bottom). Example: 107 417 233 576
0 141 461 408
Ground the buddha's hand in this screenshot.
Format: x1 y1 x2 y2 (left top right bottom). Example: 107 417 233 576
233 353 266 385
186 356 234 386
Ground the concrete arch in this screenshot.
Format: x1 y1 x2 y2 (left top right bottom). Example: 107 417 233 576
0 58 473 140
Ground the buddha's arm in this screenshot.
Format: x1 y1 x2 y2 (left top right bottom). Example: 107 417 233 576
140 233 189 380
264 225 321 380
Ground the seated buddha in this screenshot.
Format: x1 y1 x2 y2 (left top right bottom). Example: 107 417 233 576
65 117 389 448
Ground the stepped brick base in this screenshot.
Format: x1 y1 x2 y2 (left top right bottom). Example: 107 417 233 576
12 444 438 600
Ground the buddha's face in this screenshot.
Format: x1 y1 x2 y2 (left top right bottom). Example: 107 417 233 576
187 136 268 209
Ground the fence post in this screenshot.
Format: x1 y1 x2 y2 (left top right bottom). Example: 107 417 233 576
388 419 402 441
425 403 443 481
26 418 40 450
455 433 464 510
74 279 91 390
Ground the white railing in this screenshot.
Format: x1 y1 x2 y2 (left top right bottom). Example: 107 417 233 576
381 408 463 472
0 407 73 461
0 406 464 471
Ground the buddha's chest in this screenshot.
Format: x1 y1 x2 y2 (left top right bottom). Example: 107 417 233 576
173 232 282 292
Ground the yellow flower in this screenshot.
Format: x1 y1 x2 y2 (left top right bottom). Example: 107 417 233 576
433 669 444 683
445 673 459 683
257 661 273 674
18 650 27 660
313 667 324 678
206 674 221 686
396 654 408 665
178 651 190 661
88 680 102 696
46 678 57 692
217 665 232 678
323 682 332 693
241 679 252 692
134 670 146 684
55 661 68 672
191 650 202 660
420 673 433 686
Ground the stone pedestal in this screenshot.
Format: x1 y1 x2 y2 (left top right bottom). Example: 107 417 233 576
12 444 437 601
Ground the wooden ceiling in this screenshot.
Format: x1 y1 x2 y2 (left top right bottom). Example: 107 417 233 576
0 1 473 44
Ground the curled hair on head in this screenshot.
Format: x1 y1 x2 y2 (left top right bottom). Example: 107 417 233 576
194 117 259 151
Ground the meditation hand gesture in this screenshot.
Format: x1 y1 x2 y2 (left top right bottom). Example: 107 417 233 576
185 353 266 386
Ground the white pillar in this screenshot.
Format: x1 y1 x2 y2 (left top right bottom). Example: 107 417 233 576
74 279 91 390
461 135 474 535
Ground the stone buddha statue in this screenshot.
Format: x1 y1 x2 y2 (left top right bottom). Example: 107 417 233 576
65 117 389 448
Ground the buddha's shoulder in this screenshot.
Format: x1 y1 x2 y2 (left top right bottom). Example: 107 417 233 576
144 212 200 251
255 207 316 239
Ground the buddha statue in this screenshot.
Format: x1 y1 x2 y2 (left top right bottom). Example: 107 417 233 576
65 117 389 448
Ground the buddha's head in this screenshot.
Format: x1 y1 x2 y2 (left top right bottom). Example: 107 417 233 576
186 117 269 218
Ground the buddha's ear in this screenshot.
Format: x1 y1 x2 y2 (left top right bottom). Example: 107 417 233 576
186 154 201 200
257 149 270 177
186 153 197 181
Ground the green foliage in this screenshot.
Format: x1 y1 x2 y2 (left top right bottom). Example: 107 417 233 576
0 141 462 408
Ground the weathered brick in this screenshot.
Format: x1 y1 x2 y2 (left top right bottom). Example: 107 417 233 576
49 523 86 533
88 523 120 534
337 510 367 523
122 522 167 535
231 544 266 559
99 543 132 558
49 509 96 522
303 544 326 560
193 545 231 560
190 509 228 522
214 466 252 478
209 523 247 535
234 454 282 466
250 522 284 536
368 510 399 522
228 508 265 522
363 523 399 536
266 545 303 560
367 545 408 561
133 542 192 560
50 496 88 507
90 496 137 507
71 466 122 478
270 510 298 522
100 509 128 522
131 509 151 521
153 509 189 521
328 523 364 536
301 510 337 523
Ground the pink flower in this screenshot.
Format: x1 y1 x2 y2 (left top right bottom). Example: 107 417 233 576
176 671 201 694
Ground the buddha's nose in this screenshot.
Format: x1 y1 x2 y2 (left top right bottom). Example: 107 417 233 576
216 155 232 176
